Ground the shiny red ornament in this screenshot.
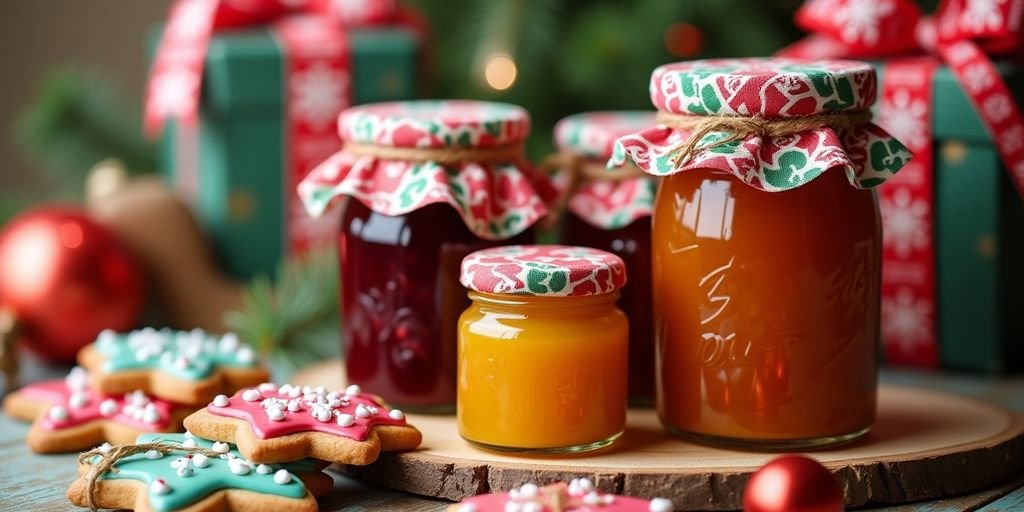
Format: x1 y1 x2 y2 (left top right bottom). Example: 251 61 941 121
743 455 844 512
0 206 144 363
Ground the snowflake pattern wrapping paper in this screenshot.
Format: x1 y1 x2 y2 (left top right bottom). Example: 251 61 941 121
553 111 659 230
299 100 560 240
609 58 912 193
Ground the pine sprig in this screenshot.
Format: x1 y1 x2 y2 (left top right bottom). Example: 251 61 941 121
224 247 342 379
16 68 157 188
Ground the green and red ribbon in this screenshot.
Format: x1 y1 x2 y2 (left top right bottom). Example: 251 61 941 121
780 0 1024 367
145 0 419 253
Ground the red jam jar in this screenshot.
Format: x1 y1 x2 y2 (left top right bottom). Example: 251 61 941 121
550 111 658 404
611 58 912 449
300 100 556 411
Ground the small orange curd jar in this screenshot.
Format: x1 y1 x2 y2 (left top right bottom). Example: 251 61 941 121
456 245 628 453
611 58 912 449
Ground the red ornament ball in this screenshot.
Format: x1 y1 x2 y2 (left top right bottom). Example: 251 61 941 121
0 206 144 363
743 455 844 512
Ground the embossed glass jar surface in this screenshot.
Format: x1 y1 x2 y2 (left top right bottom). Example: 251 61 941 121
652 169 881 448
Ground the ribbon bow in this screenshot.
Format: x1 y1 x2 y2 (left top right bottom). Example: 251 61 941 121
781 0 1024 367
144 0 406 137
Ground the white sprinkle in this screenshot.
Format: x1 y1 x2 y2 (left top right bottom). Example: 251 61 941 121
128 390 149 407
242 389 262 402
278 384 294 394
519 483 539 498
311 406 333 422
65 366 89 391
328 398 342 408
98 442 113 453
97 329 117 346
579 478 594 492
355 404 371 419
583 491 602 506
314 386 326 395
182 438 198 449
170 457 189 469
337 413 355 427
458 504 479 512
229 460 251 475
603 495 615 504
212 394 230 407
192 454 210 468
344 384 361 396
150 479 171 495
388 409 405 421
236 346 255 364
142 404 161 424
68 391 90 409
301 386 313 395
48 406 68 422
267 405 285 421
649 497 674 512
273 469 291 484
145 449 164 460
174 357 190 371
504 502 521 512
256 464 274 475
287 400 301 412
184 431 194 438
287 387 301 398
219 333 239 351
212 442 230 454
522 503 543 512
99 399 118 417
258 383 277 393
177 466 195 477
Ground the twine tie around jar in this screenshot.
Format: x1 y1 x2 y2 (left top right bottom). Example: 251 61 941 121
655 109 873 166
342 141 526 164
78 441 225 511
537 152 647 229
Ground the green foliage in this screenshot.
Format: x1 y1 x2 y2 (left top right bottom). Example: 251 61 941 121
16 69 157 187
224 247 342 379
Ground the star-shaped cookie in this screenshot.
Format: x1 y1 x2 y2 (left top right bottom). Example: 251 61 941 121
183 383 422 464
448 480 675 512
77 328 269 405
67 433 333 512
2 367 193 453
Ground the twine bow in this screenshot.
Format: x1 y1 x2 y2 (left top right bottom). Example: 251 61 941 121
657 109 874 166
78 442 224 511
536 151 646 229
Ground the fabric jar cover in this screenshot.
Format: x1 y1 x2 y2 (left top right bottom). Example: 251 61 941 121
460 245 627 297
553 111 659 230
609 58 913 191
298 99 558 240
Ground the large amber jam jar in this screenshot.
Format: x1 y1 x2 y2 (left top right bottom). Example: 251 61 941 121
299 100 556 411
457 245 628 453
611 58 911 448
552 111 658 404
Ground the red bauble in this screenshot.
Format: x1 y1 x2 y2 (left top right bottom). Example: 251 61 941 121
0 206 144 363
743 455 844 512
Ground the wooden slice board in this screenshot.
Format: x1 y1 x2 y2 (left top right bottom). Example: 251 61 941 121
294 359 1024 510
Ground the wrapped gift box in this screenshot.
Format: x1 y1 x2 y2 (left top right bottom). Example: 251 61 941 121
880 63 1024 373
157 25 420 280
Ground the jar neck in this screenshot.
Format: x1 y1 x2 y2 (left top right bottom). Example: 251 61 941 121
468 291 620 315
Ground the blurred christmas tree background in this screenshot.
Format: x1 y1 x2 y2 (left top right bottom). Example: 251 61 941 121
6 0 810 225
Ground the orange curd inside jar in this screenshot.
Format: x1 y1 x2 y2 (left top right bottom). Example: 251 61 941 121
456 245 628 453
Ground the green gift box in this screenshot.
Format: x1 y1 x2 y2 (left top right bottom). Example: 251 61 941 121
879 62 1024 373
157 25 420 280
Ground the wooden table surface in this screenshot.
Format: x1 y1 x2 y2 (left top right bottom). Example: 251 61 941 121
1 360 1022 511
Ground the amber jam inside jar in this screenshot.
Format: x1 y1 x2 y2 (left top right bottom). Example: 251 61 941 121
653 170 881 448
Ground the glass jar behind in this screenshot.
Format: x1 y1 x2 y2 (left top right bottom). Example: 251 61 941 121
551 111 658 405
610 58 912 449
300 100 557 412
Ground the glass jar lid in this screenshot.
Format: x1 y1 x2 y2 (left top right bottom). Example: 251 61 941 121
460 245 627 297
338 99 530 148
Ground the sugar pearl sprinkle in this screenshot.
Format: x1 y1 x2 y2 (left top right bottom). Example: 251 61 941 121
494 480 671 511
48 406 69 423
213 394 230 407
112 328 257 370
273 469 292 485
181 438 198 449
648 498 674 512
68 391 90 409
99 399 118 417
212 442 230 454
229 459 252 475
145 449 163 460
192 454 210 468
242 389 262 402
150 478 171 495
256 464 274 475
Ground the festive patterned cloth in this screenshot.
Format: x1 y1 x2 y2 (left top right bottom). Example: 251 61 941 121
299 100 558 240
610 58 913 192
553 111 658 230
460 245 627 297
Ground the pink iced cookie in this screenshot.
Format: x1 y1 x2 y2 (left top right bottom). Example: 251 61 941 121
184 383 423 465
2 367 193 454
449 480 675 512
